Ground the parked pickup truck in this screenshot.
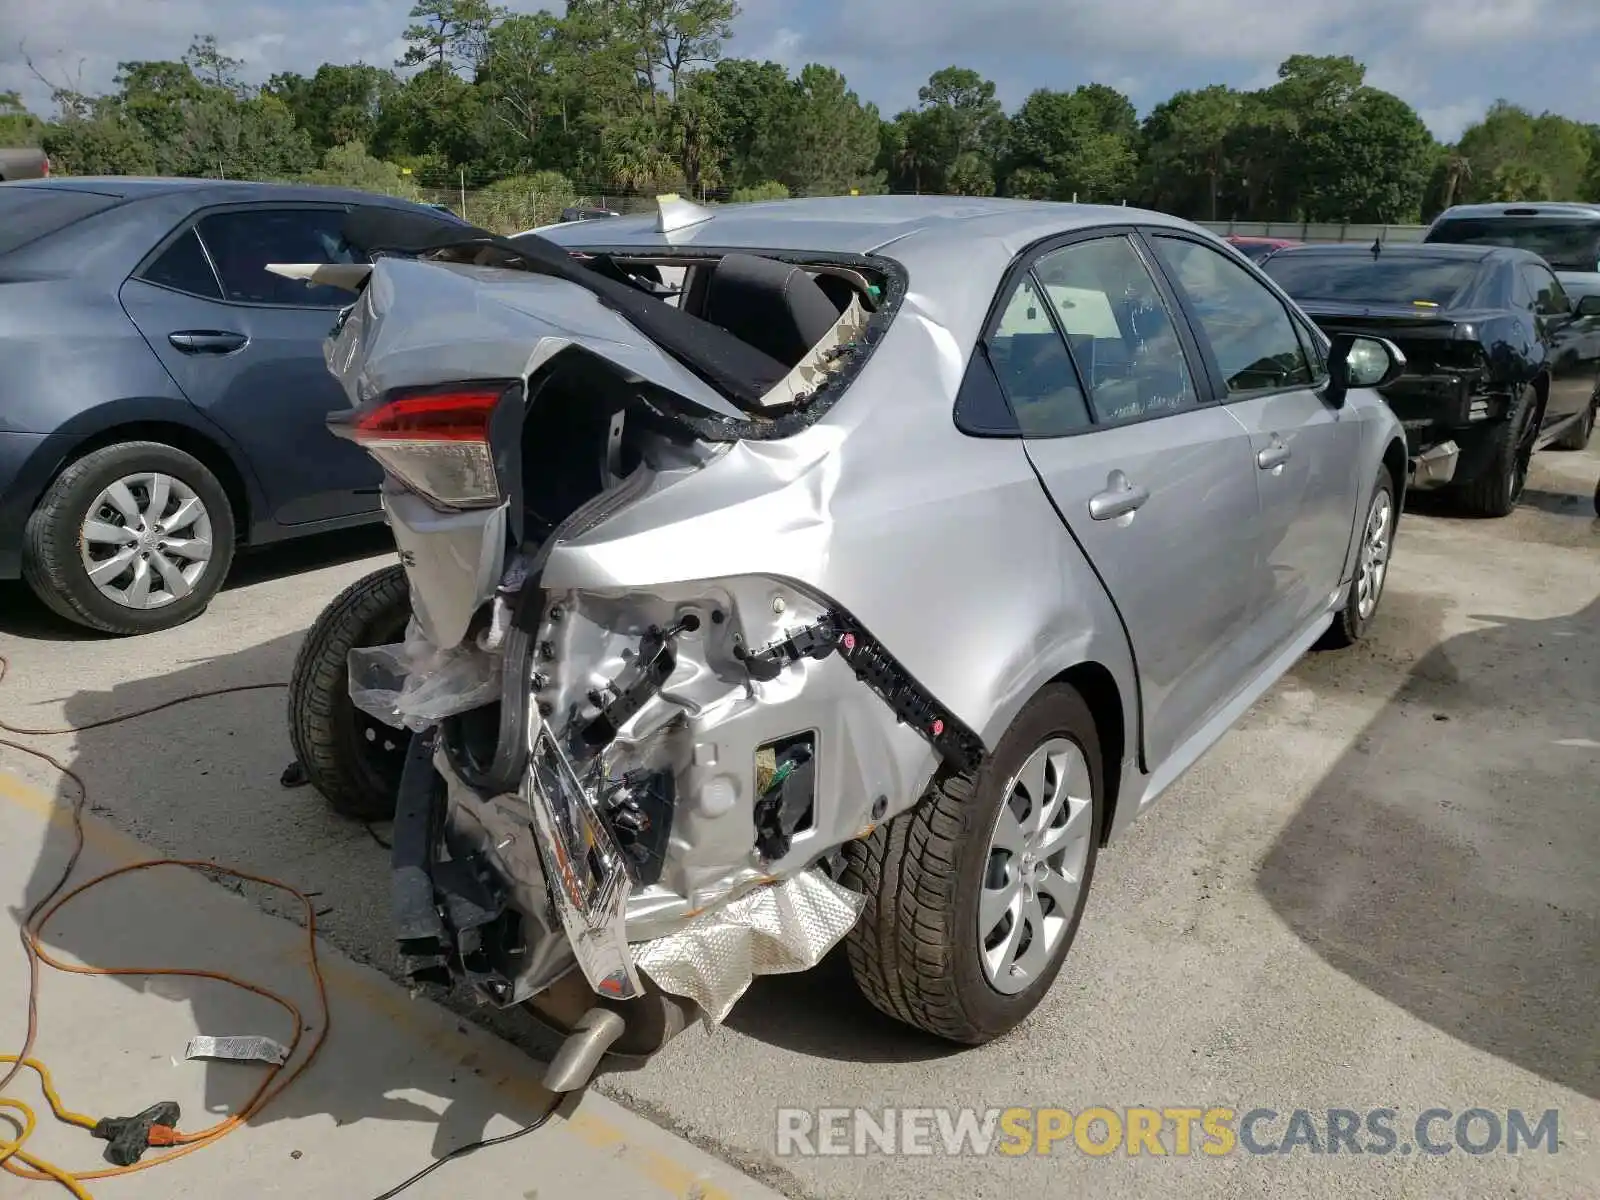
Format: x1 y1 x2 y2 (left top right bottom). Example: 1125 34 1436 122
0 147 50 180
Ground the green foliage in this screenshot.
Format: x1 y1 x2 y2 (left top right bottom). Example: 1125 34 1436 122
468 170 579 232
729 180 788 203
10 17 1600 224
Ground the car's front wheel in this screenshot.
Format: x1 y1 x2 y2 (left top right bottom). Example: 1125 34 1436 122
1320 465 1396 649
22 440 236 635
842 683 1104 1045
1550 390 1596 451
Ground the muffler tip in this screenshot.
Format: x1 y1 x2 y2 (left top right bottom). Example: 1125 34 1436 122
542 1006 628 1094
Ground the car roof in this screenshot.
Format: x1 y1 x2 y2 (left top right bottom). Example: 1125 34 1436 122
1432 201 1600 223
1 176 428 208
536 194 1204 257
1264 242 1520 264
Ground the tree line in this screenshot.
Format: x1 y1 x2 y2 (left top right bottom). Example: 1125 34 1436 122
4 0 1599 231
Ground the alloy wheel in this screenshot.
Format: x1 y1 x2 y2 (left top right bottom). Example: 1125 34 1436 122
78 472 214 610
1356 488 1393 621
978 737 1095 995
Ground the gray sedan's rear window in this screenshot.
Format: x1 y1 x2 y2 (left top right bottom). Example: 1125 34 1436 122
0 187 121 256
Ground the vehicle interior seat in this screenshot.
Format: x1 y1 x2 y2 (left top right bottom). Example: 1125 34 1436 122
698 253 844 367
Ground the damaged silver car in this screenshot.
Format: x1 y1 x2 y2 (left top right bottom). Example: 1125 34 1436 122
282 195 1411 1080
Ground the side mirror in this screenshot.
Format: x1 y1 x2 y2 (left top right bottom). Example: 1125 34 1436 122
1325 334 1406 407
1575 293 1600 318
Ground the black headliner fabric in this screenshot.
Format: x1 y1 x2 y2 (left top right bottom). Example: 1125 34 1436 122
341 206 791 409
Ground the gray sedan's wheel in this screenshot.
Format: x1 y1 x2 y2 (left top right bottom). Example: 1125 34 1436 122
22 441 235 635
1320 466 1396 649
842 683 1104 1045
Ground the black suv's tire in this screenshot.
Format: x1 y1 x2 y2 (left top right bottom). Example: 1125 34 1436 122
288 563 413 821
1451 383 1539 518
841 683 1104 1045
22 441 236 635
1550 392 1596 451
1320 465 1397 649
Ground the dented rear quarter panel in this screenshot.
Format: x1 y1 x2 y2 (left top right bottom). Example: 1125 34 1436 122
540 232 1143 831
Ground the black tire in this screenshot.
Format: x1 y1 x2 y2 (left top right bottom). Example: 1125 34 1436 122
288 563 413 821
21 440 236 635
1450 383 1539 518
840 683 1105 1045
1320 466 1397 650
1550 392 1596 451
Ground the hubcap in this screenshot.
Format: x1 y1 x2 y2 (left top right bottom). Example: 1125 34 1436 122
978 737 1094 995
1355 490 1392 621
77 472 213 610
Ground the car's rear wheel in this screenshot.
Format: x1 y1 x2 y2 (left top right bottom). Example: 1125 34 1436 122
1320 466 1396 649
1550 390 1596 451
22 441 236 635
287 563 413 821
1451 383 1539 518
841 683 1104 1045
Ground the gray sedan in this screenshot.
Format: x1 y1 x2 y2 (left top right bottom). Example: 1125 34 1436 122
301 195 1411 1050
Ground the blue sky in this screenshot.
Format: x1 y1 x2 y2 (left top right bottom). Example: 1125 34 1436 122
2 0 1598 142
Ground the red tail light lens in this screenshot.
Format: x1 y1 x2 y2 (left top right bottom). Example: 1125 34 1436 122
333 383 512 509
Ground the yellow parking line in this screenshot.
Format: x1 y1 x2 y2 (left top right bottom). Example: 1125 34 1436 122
0 768 734 1200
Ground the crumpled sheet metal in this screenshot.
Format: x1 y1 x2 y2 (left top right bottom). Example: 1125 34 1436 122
633 869 865 1024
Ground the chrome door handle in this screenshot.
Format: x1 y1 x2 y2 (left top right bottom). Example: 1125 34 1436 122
1088 480 1151 521
1257 442 1292 470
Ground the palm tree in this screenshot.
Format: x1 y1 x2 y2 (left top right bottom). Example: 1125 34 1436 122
1440 151 1473 208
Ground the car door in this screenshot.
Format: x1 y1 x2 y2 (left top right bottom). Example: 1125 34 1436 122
1142 231 1362 652
118 203 382 529
990 230 1265 770
1521 261 1594 431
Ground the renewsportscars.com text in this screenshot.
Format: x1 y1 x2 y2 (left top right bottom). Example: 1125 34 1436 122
775 1106 1562 1158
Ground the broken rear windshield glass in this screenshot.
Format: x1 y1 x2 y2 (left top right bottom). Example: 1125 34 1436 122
1260 254 1480 308
1426 217 1600 272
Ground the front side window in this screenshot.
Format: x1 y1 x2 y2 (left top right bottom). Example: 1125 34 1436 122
196 208 363 307
1151 236 1313 394
1028 235 1198 425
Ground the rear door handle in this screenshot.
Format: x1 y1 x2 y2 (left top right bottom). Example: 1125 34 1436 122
169 330 248 354
1088 478 1151 521
1257 441 1292 470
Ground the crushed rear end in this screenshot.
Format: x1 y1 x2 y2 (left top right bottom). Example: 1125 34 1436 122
292 214 943 1075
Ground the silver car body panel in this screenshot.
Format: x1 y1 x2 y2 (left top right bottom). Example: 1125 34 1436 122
333 196 1406 998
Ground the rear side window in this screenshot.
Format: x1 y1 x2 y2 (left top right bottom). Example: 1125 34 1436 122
0 187 120 256
195 208 363 307
986 274 1092 436
140 228 223 299
1427 217 1600 273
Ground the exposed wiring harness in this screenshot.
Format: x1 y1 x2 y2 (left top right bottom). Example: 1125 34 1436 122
0 653 560 1198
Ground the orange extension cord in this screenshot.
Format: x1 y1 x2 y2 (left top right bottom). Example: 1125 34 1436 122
0 653 329 1197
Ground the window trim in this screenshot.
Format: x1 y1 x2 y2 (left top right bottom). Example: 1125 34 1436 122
958 225 1221 441
135 224 225 302
129 201 364 311
1137 228 1326 404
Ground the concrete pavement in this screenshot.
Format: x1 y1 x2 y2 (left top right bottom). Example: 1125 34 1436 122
0 447 1596 1199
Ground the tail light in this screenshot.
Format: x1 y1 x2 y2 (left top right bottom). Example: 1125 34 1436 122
329 381 515 509
42 156 50 177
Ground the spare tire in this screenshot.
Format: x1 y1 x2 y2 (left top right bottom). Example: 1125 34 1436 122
288 563 413 821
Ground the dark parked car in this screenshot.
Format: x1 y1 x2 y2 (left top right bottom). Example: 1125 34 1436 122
1259 241 1600 516
1225 234 1300 262
0 177 451 634
1424 202 1600 306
